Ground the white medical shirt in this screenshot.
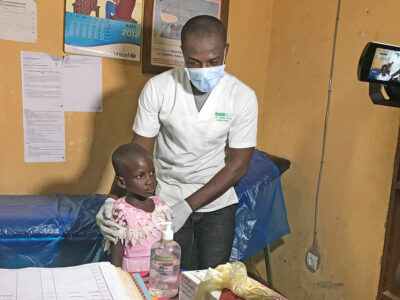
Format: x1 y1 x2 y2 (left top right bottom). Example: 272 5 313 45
377 73 390 81
133 67 258 212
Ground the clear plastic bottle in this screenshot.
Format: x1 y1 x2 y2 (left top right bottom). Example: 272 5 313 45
149 222 181 298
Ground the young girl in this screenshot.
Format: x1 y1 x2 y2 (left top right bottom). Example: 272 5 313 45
106 143 172 277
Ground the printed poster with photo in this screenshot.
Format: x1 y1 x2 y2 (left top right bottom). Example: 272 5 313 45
151 0 221 68
65 0 142 61
142 0 229 74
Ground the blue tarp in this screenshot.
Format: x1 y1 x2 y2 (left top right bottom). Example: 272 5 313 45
230 149 290 262
0 150 289 268
0 194 108 268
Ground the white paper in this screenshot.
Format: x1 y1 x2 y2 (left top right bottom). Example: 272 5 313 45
0 0 37 43
63 55 103 112
21 51 65 162
0 262 130 300
21 51 63 110
20 51 103 162
23 109 65 162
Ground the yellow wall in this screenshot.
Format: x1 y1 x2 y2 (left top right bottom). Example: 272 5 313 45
0 0 272 195
1 0 399 298
0 0 150 194
254 0 400 299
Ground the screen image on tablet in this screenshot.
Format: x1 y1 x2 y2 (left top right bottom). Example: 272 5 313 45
368 47 400 83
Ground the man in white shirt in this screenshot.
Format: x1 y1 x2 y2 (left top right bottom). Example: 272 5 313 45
377 64 391 81
97 15 258 269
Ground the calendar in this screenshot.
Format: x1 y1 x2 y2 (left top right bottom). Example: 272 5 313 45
64 0 142 61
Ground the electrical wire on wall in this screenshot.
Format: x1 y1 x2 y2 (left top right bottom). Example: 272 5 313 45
305 0 341 272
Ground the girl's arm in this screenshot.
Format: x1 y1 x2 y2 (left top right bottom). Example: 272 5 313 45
111 240 124 268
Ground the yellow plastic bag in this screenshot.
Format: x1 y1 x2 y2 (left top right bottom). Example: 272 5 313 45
192 262 275 300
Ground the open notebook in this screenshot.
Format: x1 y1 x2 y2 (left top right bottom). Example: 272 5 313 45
0 262 152 300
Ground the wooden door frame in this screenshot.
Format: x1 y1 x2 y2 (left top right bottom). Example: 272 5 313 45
377 127 400 299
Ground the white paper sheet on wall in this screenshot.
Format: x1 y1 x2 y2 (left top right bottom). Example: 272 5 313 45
21 51 64 110
20 51 103 162
0 0 37 43
23 109 65 162
63 55 102 112
21 51 65 162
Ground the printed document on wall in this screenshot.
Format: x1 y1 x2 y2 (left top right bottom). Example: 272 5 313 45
0 0 37 43
63 55 102 112
21 51 65 162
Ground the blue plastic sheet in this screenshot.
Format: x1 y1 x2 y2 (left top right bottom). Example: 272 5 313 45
0 150 289 268
0 194 108 268
230 149 290 262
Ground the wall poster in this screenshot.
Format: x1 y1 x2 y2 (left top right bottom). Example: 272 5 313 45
142 0 229 74
64 0 142 61
0 0 37 43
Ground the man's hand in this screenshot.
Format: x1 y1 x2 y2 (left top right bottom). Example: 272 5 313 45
96 198 121 243
185 147 254 211
171 201 192 233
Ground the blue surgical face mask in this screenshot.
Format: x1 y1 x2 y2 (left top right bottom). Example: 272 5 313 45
185 48 226 93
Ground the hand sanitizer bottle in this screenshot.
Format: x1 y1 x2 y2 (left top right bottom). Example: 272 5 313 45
149 222 181 298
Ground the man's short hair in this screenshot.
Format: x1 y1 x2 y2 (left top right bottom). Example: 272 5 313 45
181 15 227 46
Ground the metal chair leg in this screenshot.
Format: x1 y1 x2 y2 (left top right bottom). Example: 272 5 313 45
264 245 273 289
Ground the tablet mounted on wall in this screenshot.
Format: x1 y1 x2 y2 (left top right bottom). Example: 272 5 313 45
358 42 400 86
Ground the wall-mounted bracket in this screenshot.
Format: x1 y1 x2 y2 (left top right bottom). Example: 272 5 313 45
369 83 400 107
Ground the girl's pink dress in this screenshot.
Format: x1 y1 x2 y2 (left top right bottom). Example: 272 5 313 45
106 196 172 274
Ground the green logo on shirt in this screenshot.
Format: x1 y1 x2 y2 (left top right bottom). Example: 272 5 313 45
215 112 233 122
